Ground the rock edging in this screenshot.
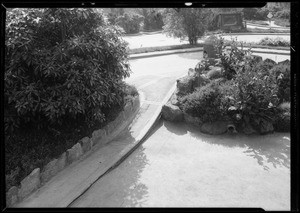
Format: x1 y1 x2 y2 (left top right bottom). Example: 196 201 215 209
6 95 140 207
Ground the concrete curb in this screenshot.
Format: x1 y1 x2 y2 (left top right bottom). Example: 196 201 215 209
246 22 290 29
129 47 203 60
67 82 178 207
7 95 140 208
129 45 290 60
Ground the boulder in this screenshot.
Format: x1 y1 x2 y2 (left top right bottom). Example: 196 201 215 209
206 66 223 80
183 112 202 127
162 103 183 122
6 186 18 207
176 76 194 96
195 61 206 74
18 168 40 200
188 68 196 77
170 92 179 106
200 121 229 135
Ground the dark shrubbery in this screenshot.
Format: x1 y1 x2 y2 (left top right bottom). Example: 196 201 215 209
115 13 144 34
270 64 291 102
181 36 290 133
5 8 133 190
242 7 269 21
5 8 131 134
181 80 232 123
142 9 164 31
227 62 280 131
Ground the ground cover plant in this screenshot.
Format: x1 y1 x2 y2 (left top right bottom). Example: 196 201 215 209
5 8 136 191
178 36 290 134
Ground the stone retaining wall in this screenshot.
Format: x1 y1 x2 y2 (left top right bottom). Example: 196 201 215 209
6 95 140 207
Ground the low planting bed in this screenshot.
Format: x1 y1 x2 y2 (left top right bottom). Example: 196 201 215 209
5 83 139 206
162 36 290 135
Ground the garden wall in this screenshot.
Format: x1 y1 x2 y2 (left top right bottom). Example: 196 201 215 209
6 95 140 207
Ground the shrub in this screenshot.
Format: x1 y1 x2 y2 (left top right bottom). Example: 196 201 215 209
242 7 269 21
258 37 290 47
213 35 252 80
226 62 280 131
274 10 290 20
181 80 233 123
142 9 164 31
269 64 291 102
115 13 144 34
5 8 131 134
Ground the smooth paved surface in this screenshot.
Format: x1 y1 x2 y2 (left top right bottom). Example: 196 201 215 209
123 32 290 50
70 120 290 210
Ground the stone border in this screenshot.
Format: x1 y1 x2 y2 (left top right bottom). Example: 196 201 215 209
6 95 140 207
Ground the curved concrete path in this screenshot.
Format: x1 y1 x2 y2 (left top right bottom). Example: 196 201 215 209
70 120 290 210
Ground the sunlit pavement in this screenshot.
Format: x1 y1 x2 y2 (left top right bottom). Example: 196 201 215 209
122 32 290 50
70 52 290 210
70 120 290 210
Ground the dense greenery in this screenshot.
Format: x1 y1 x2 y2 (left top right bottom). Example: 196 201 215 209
5 8 133 190
257 37 290 47
115 13 144 34
141 8 164 31
181 80 232 123
163 8 210 44
5 8 131 134
180 36 290 134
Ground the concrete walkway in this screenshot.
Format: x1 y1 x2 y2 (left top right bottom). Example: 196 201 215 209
69 120 290 210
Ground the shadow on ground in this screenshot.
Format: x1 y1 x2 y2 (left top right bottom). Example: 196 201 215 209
147 119 290 171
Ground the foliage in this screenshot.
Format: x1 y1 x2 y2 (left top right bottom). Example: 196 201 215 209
181 80 233 123
242 7 269 20
257 37 290 47
140 8 164 31
5 8 131 134
226 61 280 131
213 35 252 80
115 13 144 34
269 64 290 102
163 8 210 44
5 82 138 191
274 10 290 20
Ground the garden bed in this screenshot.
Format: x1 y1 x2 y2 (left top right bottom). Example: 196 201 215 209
162 36 290 136
5 84 139 192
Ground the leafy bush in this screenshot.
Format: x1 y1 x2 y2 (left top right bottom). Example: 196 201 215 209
226 62 280 131
213 36 252 80
142 9 164 31
115 13 144 34
242 7 269 21
163 8 210 45
269 64 290 102
5 8 131 134
181 80 233 123
274 10 290 20
257 37 290 47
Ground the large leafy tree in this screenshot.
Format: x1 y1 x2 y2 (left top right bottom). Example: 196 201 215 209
163 8 210 44
5 8 131 132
